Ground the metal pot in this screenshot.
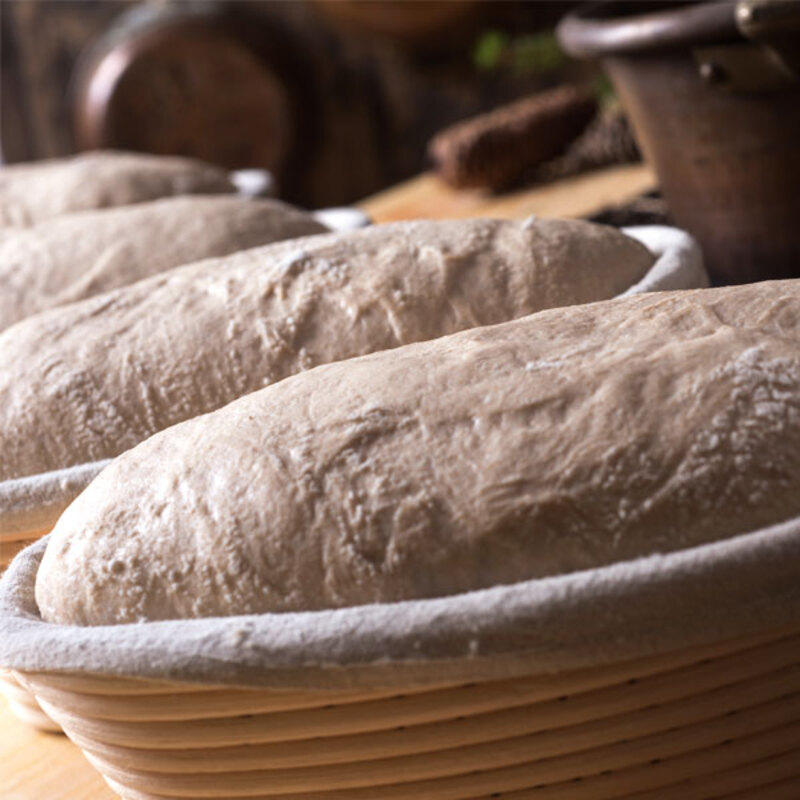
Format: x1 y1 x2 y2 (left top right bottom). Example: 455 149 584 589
558 0 800 285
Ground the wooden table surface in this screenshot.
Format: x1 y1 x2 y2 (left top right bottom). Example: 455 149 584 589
1 699 116 800
0 161 658 799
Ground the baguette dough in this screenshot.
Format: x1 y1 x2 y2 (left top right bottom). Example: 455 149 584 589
0 217 652 481
35 280 800 625
0 195 327 331
0 151 233 227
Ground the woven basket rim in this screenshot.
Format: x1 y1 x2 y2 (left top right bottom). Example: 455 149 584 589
2 512 799 691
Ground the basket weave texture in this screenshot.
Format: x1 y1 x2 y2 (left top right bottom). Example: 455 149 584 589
13 625 800 799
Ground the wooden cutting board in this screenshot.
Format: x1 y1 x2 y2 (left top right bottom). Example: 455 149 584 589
0 159 658 799
358 162 656 223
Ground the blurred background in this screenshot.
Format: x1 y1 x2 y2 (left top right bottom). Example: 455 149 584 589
1 0 593 208
10 0 797 286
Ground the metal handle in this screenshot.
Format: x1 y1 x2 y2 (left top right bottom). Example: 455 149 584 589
556 1 741 59
736 0 800 81
557 0 800 62
737 0 800 38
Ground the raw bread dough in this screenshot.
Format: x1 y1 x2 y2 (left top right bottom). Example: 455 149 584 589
0 151 233 227
0 195 327 331
0 217 652 481
34 279 800 625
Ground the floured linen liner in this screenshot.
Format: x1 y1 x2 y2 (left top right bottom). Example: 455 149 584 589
0 225 706 553
0 461 112 543
621 226 705 295
1 515 798 690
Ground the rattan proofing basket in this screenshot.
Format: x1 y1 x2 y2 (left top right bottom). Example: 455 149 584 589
10 628 800 799
2 507 800 800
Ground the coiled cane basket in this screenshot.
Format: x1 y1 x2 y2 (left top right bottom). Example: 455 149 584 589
2 512 799 800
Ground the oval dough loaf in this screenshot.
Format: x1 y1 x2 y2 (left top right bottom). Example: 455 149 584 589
0 217 652 481
35 279 800 625
0 195 327 331
0 151 233 227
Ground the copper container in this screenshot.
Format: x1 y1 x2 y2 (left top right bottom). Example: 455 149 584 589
71 2 316 204
558 0 800 285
